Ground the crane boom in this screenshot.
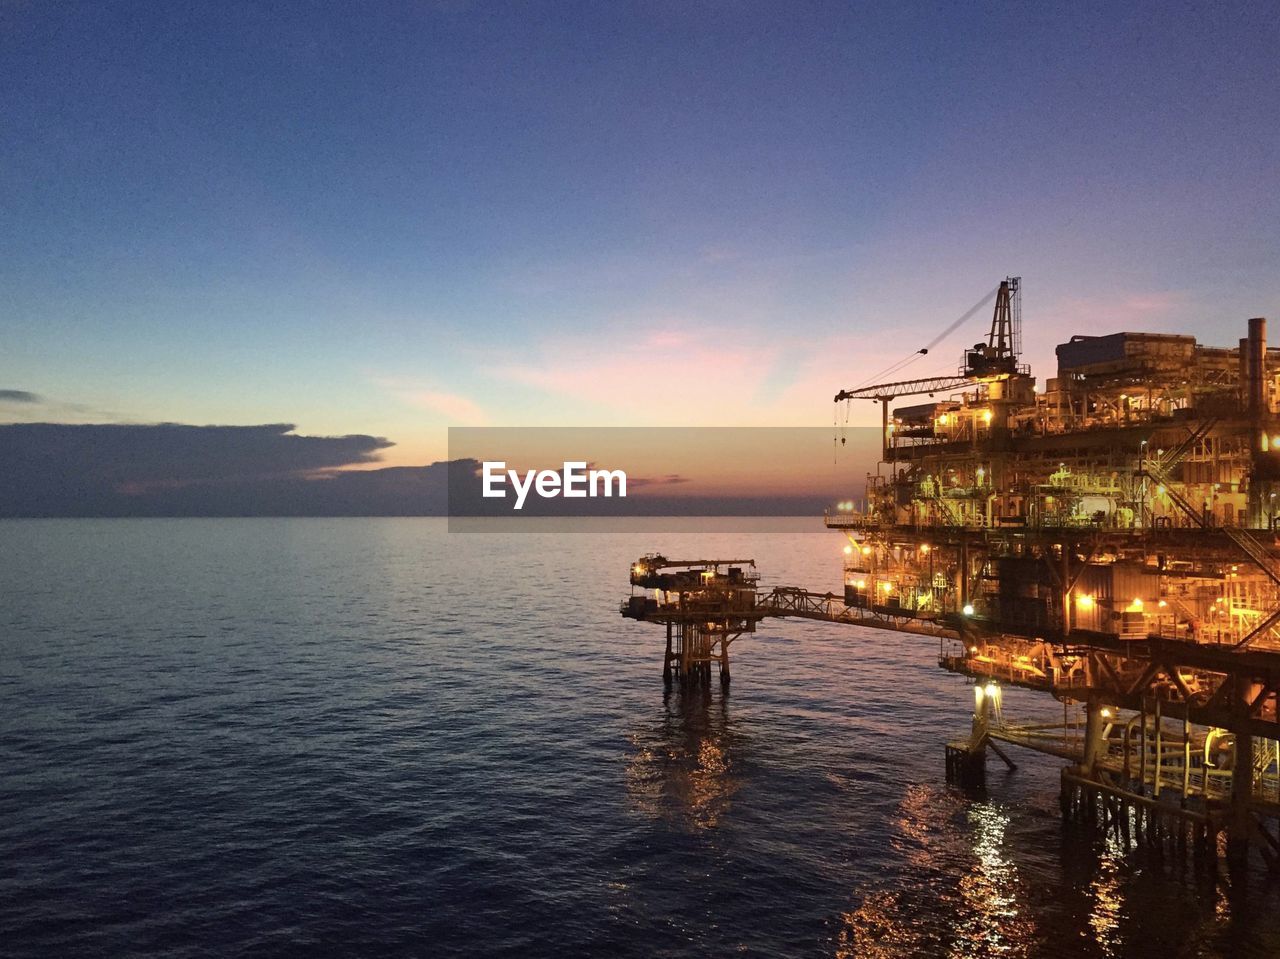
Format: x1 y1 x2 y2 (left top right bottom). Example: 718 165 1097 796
833 374 975 403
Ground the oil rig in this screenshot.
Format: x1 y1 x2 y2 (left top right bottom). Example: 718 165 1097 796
620 279 1280 875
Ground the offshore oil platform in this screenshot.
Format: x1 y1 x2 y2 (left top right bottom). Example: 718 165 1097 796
620 279 1280 875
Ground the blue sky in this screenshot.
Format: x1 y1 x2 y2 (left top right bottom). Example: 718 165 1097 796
3 1 1277 465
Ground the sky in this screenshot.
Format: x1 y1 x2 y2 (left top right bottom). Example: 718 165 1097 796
3 1 1279 483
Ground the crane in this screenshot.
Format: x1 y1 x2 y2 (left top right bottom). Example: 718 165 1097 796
833 278 1023 456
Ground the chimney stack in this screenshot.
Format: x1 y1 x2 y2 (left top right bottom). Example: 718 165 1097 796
1249 317 1267 416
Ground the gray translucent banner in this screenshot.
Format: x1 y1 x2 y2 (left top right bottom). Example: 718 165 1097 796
446 426 880 532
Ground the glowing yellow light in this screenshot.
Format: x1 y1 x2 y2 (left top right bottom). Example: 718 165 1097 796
854 579 866 589
880 581 893 593
962 603 975 616
861 546 872 556
1077 594 1095 610
843 545 853 555
1128 597 1144 611
937 414 948 426
1158 599 1168 608
1101 708 1113 719
1273 435 1280 448
982 410 993 424
1156 485 1166 495
969 645 978 654
983 682 999 699
920 544 931 554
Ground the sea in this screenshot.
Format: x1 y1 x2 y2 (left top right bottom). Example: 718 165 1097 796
3 518 1280 958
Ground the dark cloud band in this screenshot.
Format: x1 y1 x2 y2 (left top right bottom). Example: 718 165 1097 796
0 423 395 516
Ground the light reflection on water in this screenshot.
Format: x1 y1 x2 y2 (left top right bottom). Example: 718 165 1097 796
836 789 1035 958
1087 846 1124 958
952 802 1032 959
625 689 741 831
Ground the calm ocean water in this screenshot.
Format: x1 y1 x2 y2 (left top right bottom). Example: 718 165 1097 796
3 518 1280 958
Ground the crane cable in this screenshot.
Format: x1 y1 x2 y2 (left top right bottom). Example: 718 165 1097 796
833 284 1001 459
845 285 1001 395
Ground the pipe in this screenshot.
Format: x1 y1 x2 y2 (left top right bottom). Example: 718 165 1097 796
1249 316 1266 416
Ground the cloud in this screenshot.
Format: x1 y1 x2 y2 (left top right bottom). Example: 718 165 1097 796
375 377 488 426
0 389 132 424
1037 290 1187 335
489 323 786 424
628 473 689 488
0 423 393 515
402 389 488 425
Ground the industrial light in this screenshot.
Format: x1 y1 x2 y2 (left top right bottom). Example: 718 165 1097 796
920 544 931 554
982 410 993 424
962 603 975 616
1128 597 1144 611
1077 594 1095 610
880 581 894 593
854 579 866 589
843 545 853 555
1158 600 1168 608
861 546 872 556
1101 708 1113 719
969 645 978 654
